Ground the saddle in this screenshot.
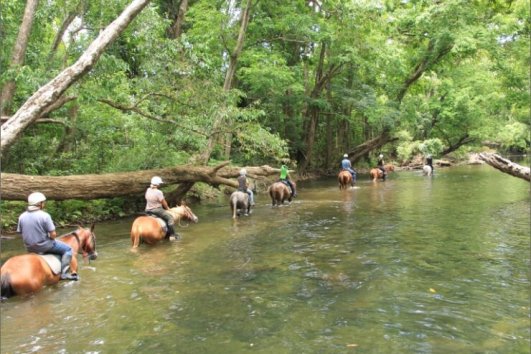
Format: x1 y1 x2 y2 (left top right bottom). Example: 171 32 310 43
145 213 169 235
280 180 290 187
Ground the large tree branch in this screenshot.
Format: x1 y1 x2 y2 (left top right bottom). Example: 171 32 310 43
0 163 281 201
1 0 152 156
479 153 530 181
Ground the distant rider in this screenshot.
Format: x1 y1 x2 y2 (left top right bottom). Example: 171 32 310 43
340 153 356 186
280 165 297 198
377 154 387 180
237 168 255 206
17 192 78 280
426 154 434 174
145 176 177 239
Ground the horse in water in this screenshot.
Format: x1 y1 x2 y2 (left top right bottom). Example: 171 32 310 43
338 170 353 190
0 225 97 299
422 165 433 176
130 203 198 248
369 164 395 181
230 191 252 218
269 181 296 206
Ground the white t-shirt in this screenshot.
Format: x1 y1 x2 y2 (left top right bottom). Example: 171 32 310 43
145 187 164 210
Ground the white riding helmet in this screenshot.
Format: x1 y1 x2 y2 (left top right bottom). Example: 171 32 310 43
343 154 348 158
379 154 383 159
150 176 163 185
28 192 46 205
240 168 247 176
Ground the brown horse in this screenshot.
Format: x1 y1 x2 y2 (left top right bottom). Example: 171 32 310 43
369 164 395 181
338 170 353 190
269 181 296 206
130 203 198 248
0 225 97 299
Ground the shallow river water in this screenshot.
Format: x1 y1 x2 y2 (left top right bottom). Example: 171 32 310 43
1 165 529 353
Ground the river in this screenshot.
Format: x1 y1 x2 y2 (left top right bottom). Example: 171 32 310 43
1 164 529 353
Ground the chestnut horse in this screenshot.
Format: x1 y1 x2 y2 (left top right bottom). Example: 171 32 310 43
369 164 395 181
338 170 353 190
230 191 251 218
0 225 97 299
269 181 296 206
130 204 198 248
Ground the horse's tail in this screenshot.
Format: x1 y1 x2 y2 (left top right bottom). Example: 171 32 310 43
0 273 14 300
131 220 142 248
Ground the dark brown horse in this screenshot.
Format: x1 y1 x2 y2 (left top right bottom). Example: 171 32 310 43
130 203 198 248
269 181 296 206
0 225 97 299
338 170 353 190
230 191 251 218
369 164 395 181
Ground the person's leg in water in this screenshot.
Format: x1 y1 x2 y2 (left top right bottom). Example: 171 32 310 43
48 240 78 281
150 208 179 240
247 189 255 206
379 167 386 180
161 210 179 240
287 179 297 197
348 168 356 186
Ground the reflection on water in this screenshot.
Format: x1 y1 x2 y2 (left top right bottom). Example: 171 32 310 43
1 165 529 353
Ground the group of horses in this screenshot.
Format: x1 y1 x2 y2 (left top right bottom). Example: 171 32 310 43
0 181 297 299
230 180 296 218
2 163 434 300
338 164 397 189
0 204 200 300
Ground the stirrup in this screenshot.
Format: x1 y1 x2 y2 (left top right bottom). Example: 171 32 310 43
60 273 79 281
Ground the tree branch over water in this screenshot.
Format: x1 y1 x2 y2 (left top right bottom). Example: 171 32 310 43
479 153 530 182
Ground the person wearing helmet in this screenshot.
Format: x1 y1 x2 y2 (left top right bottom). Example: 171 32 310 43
377 153 387 180
426 154 434 174
279 165 297 198
237 169 255 206
17 192 78 280
145 176 178 239
340 153 356 186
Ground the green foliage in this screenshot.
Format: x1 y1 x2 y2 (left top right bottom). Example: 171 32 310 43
1 0 529 225
496 122 530 152
397 138 444 163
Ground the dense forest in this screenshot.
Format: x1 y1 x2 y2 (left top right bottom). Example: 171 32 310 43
1 0 529 227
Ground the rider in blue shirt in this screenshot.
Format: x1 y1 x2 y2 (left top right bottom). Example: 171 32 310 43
341 154 356 186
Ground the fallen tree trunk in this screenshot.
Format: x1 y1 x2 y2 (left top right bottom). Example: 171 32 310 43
479 153 530 182
0 162 280 201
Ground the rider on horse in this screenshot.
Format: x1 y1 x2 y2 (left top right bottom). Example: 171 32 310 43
280 165 297 198
340 154 356 186
145 176 177 239
426 154 434 174
377 154 387 180
17 192 78 280
237 169 255 206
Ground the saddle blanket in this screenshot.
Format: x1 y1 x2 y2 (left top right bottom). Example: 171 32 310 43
146 214 168 231
39 254 62 275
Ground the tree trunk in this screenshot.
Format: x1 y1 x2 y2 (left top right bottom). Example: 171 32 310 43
0 0 39 116
0 0 151 157
440 134 475 156
0 163 280 201
478 153 530 182
348 132 398 163
220 0 253 159
47 0 86 64
167 0 189 39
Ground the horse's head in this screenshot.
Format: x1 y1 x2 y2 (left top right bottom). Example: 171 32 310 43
76 224 98 261
170 203 199 225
